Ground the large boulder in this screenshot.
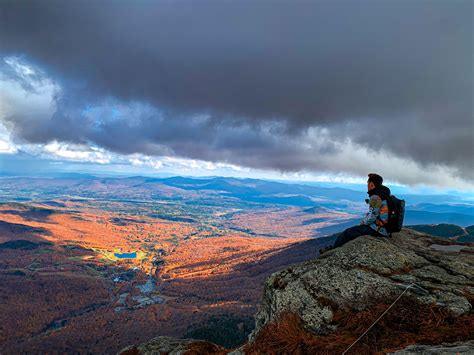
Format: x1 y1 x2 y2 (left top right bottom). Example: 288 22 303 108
252 228 473 338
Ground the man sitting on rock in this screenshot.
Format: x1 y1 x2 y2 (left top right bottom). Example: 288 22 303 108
320 173 390 253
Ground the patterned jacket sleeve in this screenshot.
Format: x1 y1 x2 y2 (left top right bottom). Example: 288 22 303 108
361 195 387 226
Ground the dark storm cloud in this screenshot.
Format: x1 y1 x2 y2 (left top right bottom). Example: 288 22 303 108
0 0 472 178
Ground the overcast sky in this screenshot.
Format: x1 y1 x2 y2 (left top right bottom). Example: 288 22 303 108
0 0 472 189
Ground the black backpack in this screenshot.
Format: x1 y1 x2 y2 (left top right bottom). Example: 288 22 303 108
385 195 405 233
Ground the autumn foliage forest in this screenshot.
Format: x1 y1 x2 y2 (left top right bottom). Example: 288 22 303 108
0 176 347 353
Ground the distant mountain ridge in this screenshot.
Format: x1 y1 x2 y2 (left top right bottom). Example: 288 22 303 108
1 175 473 226
407 223 474 243
404 211 474 227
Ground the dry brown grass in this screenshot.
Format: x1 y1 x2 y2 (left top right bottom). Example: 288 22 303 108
245 297 474 354
185 340 227 354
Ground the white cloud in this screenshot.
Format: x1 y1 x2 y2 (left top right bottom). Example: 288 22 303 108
0 123 18 154
4 57 35 78
129 155 163 169
0 139 17 154
127 154 247 172
0 56 59 145
42 141 111 164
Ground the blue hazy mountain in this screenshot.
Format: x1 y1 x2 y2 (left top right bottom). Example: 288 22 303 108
407 203 474 215
407 223 474 243
404 210 474 227
1 175 472 227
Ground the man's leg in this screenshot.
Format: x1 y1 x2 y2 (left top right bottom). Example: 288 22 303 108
333 225 377 248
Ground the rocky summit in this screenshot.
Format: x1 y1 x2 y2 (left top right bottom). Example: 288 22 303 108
121 228 474 354
253 228 473 336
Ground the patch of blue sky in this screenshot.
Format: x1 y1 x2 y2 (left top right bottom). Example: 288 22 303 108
80 98 159 131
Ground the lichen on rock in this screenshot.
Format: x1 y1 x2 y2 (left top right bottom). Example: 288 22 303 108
252 228 473 338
